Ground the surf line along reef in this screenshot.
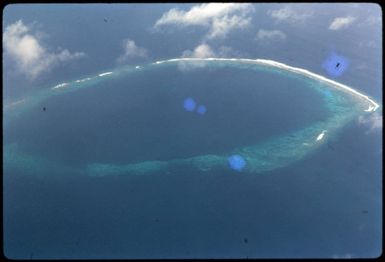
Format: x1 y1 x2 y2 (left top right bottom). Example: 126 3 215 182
3 58 380 177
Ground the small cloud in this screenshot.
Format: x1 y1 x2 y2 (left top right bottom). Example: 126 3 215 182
181 43 242 60
358 112 382 133
268 6 313 24
255 29 286 43
117 38 147 63
178 43 215 70
3 20 85 80
154 3 253 39
207 14 251 39
182 43 215 58
179 43 242 71
328 16 356 30
356 14 381 29
363 15 381 26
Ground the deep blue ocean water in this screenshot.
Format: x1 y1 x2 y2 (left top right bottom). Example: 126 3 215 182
3 4 382 259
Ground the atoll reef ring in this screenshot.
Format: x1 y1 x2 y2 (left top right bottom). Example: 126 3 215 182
3 58 380 177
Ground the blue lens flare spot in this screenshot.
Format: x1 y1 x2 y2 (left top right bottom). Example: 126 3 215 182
196 105 207 115
183 97 196 112
228 154 246 171
322 53 349 77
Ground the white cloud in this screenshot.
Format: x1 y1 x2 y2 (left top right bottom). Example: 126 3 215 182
181 43 241 59
117 38 148 63
208 14 251 39
329 16 356 30
255 29 286 43
268 6 313 24
154 3 253 39
178 43 215 70
3 20 85 79
356 15 381 29
178 43 242 70
182 43 215 58
358 112 382 133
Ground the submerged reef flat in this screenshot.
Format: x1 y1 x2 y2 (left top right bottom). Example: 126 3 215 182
3 58 380 177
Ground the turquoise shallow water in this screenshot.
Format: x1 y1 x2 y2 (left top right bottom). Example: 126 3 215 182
3 59 373 177
3 3 382 259
3 59 381 259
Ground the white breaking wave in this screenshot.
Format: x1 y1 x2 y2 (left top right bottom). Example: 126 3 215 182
98 72 113 77
364 105 375 112
10 98 26 106
75 77 91 83
52 82 69 89
316 130 327 141
153 58 380 112
4 98 26 110
5 57 381 177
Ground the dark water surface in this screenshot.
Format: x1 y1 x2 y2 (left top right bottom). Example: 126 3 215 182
3 3 381 259
5 65 327 167
4 65 381 259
